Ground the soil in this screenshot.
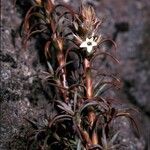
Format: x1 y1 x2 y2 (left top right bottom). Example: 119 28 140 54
0 0 150 149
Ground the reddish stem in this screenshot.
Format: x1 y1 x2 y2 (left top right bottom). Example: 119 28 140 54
57 52 69 102
84 58 93 99
84 58 98 145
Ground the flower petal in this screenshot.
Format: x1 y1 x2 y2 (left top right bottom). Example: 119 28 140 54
92 41 97 46
87 46 93 53
80 41 87 48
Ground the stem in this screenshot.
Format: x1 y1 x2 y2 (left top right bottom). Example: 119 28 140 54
92 130 98 145
57 51 69 102
84 58 98 145
84 58 93 99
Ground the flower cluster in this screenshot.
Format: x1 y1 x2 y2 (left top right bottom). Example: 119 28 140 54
71 4 102 55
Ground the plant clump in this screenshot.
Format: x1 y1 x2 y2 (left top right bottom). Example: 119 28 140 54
18 0 138 149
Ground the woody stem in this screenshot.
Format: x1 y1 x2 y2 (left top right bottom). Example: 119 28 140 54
84 58 93 99
57 52 69 102
84 58 98 145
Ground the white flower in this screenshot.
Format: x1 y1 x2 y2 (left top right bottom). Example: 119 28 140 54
80 37 97 53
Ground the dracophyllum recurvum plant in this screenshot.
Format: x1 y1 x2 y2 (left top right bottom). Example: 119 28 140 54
20 0 138 149
74 5 103 146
